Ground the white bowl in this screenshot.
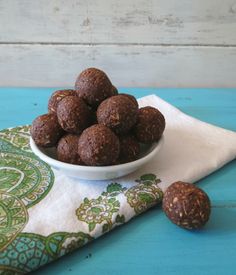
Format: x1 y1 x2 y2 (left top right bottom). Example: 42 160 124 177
30 136 164 181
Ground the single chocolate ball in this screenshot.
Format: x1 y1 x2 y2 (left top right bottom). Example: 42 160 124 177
48 89 76 113
97 95 138 135
110 85 118 96
78 124 120 166
31 113 64 147
162 181 211 230
57 96 91 134
57 134 84 165
134 106 165 144
119 93 138 108
119 135 140 163
75 68 113 107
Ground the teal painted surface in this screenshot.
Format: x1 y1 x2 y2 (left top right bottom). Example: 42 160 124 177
0 88 236 275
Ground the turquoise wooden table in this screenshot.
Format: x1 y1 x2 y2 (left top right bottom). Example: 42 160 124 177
1 88 236 275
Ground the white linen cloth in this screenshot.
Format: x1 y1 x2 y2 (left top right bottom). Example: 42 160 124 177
24 95 236 236
0 94 235 274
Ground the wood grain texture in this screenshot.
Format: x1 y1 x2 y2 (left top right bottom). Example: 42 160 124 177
1 0 236 87
0 44 236 87
1 0 236 45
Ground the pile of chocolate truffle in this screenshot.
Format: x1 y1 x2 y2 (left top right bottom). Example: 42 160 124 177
31 67 211 230
31 68 165 166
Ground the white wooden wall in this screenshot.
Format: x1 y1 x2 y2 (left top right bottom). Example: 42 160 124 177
0 0 236 87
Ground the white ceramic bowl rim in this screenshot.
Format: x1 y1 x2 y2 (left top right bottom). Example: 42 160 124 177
30 136 164 172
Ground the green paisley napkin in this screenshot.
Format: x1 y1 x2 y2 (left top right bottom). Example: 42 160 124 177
0 95 236 274
0 125 163 274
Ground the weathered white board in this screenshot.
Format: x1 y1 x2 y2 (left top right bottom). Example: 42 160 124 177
0 0 236 87
0 44 235 87
0 0 236 45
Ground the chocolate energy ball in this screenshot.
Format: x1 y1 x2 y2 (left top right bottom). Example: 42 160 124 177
119 135 140 163
78 124 120 166
57 134 83 165
163 181 211 230
31 113 64 147
48 89 76 113
97 95 138 135
119 93 138 108
57 96 91 134
75 68 113 108
110 85 118 96
134 106 165 144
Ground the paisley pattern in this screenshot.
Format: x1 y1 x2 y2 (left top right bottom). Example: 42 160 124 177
76 183 126 233
0 152 54 208
125 174 163 214
45 232 93 257
0 126 31 153
76 177 163 233
0 126 163 274
0 233 51 274
0 192 28 252
0 232 93 274
0 126 55 273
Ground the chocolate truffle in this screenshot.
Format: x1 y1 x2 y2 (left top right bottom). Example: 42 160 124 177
57 134 83 165
119 135 140 163
57 96 91 134
119 93 138 108
97 95 138 135
134 106 165 144
110 85 118 96
48 89 76 113
31 113 63 147
75 68 113 107
78 124 120 166
162 181 211 230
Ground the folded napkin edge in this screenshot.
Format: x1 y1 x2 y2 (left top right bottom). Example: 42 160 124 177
142 94 236 138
